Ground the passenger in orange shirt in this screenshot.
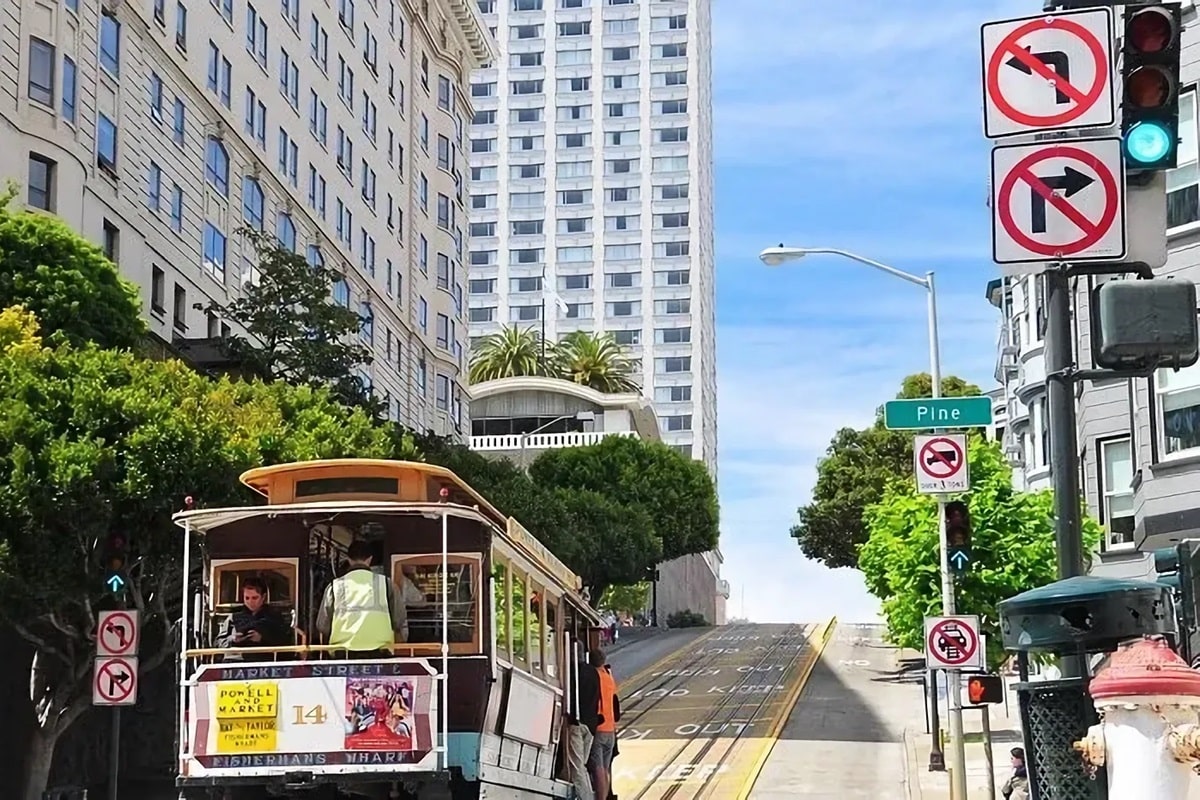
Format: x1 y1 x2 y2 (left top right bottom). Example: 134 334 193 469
589 648 621 800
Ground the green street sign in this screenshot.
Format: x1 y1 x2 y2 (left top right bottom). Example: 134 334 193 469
883 397 994 430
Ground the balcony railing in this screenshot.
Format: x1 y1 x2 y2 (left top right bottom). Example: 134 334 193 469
470 429 637 451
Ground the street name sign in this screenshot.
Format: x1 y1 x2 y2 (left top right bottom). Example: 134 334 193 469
96 610 140 657
981 8 1115 138
883 397 993 430
924 616 985 672
991 137 1126 268
914 434 970 494
93 655 139 706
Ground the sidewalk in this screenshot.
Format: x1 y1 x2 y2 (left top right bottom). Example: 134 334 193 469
902 656 1025 800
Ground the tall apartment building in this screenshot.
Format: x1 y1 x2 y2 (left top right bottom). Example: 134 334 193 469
1 0 491 438
462 0 717 470
462 0 723 621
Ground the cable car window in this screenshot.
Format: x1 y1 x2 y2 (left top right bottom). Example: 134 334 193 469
513 571 528 663
544 594 558 679
530 583 543 674
493 561 510 659
394 556 478 645
294 476 399 497
215 569 292 609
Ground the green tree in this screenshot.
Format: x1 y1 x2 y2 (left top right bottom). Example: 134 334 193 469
791 373 983 569
601 582 651 616
857 435 1103 669
200 227 377 412
468 325 549 383
0 308 396 800
552 330 641 393
529 434 719 562
0 186 144 350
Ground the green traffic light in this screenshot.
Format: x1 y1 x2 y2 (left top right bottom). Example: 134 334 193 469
1124 120 1175 165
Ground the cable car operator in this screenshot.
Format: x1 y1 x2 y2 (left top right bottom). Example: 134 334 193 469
315 540 409 657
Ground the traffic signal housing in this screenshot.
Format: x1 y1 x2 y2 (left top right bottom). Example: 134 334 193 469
1120 3 1183 171
945 501 973 576
99 531 129 594
966 674 1004 705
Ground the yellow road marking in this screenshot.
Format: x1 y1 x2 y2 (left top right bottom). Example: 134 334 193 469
731 616 839 800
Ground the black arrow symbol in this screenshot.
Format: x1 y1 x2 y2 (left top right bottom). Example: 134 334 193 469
1006 46 1071 104
107 669 130 695
1030 167 1095 233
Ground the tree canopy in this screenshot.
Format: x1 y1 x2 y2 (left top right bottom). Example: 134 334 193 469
857 435 1103 668
529 434 719 563
468 324 641 393
200 228 377 412
791 373 982 569
0 187 144 351
0 306 398 799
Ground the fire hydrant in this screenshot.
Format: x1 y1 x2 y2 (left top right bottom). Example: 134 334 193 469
1073 636 1200 798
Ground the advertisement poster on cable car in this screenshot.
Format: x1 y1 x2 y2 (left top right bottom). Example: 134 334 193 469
181 659 440 777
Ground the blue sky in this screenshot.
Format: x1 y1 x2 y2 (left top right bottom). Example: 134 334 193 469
712 0 1039 623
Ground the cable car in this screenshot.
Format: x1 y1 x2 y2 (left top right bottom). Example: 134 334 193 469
172 459 603 799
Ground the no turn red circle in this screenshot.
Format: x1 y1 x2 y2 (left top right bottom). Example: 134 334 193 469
986 16 1108 129
99 611 137 656
919 437 965 480
996 145 1118 258
96 658 136 703
927 620 979 667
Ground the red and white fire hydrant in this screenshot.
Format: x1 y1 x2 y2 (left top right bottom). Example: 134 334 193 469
1073 636 1200 799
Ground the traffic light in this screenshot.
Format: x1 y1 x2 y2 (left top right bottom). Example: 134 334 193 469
1120 3 1182 171
945 501 972 576
965 674 1003 705
99 531 129 594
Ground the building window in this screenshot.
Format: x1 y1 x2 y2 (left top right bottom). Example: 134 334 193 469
62 56 77 122
96 114 118 173
1168 88 1199 230
277 213 297 251
242 177 265 229
1099 437 1135 549
1158 360 1200 455
205 137 230 196
102 220 119 263
99 11 121 76
28 38 55 106
151 266 165 313
173 283 187 330
202 222 227 278
27 154 54 210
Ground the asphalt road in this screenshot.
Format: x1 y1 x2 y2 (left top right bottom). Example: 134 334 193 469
605 622 827 800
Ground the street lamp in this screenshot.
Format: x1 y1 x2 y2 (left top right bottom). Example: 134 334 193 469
759 244 964 797
519 410 595 469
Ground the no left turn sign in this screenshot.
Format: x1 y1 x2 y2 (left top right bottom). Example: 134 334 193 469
97 609 139 657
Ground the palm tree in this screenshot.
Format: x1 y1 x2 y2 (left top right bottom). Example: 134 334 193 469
552 330 641 393
468 325 549 383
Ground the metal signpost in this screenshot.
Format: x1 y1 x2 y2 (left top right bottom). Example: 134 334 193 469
95 610 139 800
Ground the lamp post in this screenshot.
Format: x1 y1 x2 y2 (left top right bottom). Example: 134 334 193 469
519 410 596 470
759 245 965 799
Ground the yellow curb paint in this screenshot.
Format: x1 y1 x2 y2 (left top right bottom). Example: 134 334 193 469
731 616 839 800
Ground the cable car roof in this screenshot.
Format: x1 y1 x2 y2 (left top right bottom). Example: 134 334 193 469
171 500 490 533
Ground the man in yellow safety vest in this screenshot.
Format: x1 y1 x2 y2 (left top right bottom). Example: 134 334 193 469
315 540 408 656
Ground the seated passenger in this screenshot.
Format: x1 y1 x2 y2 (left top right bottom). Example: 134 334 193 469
215 577 292 661
315 540 408 658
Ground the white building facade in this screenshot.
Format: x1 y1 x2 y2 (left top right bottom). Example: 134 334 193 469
462 0 724 621
1 0 491 438
462 0 716 470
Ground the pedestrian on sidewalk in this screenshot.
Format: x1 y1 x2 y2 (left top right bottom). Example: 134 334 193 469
1001 747 1029 800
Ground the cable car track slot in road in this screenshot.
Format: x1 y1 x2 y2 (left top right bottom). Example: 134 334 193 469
610 622 828 800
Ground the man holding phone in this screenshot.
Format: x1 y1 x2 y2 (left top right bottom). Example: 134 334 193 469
216 576 291 661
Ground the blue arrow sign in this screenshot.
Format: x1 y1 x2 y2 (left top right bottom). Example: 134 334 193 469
949 549 971 571
106 574 126 593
